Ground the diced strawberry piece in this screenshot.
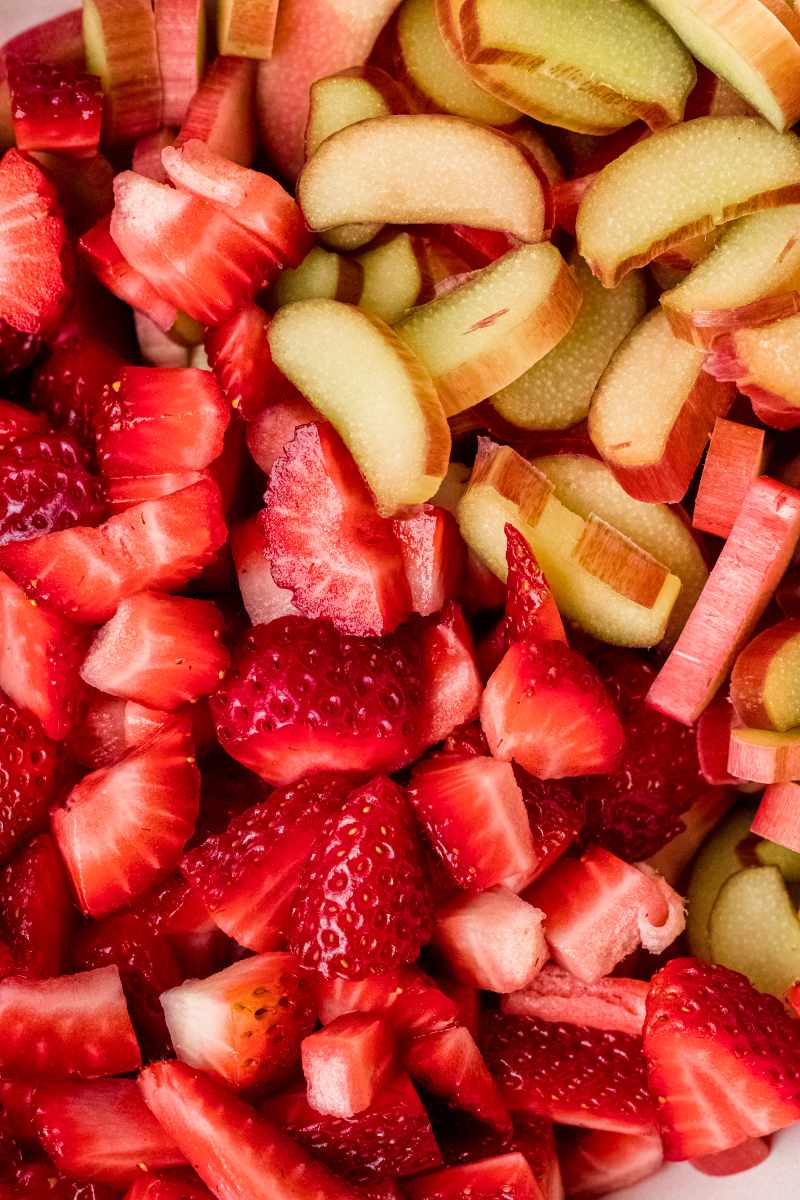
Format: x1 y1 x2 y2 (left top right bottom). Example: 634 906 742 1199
524 847 684 984
52 720 200 917
502 965 648 1037
262 1073 441 1184
205 305 290 420
696 693 740 786
418 601 482 747
0 149 70 339
503 525 565 645
245 393 319 473
404 1153 543 1200
432 886 547 994
35 1078 185 1185
290 776 431 980
0 832 74 977
8 58 102 157
645 957 800 1159
692 1137 771 1176
393 504 465 619
0 432 105 548
133 128 177 184
125 1171 216 1200
111 172 280 325
140 1059 361 1200
405 1024 510 1133
516 773 586 885
0 400 45 450
176 57 257 167
409 755 538 892
163 139 311 266
315 966 459 1043
481 641 624 778
0 965 140 1079
262 422 411 637
0 692 58 862
81 592 229 711
559 1128 663 1198
78 217 178 332
0 478 227 624
302 1014 395 1118
231 515 297 626
481 1012 656 1133
30 338 119 452
96 365 229 479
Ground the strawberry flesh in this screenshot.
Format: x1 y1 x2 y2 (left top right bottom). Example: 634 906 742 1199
403 1153 542 1200
8 58 103 157
78 217 178 333
0 832 74 977
0 322 41 377
504 524 565 645
30 338 119 453
204 304 290 420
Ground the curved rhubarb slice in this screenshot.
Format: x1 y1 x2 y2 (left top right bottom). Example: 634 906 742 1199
305 66 408 160
588 308 735 503
431 886 548 993
730 619 800 731
154 0 206 126
83 0 162 144
502 964 648 1036
267 299 450 514
707 311 800 428
177 55 257 165
708 864 800 998
728 725 800 784
394 244 581 417
577 117 800 286
218 0 279 58
357 231 468 323
298 115 548 243
693 418 767 538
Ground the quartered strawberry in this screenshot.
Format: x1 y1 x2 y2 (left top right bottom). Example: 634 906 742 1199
0 478 227 624
0 692 58 863
262 1073 442 1184
30 338 119 452
315 966 459 1043
302 1014 396 1119
73 912 183 1060
405 1024 510 1133
503 524 565 646
52 720 201 918
7 58 103 157
0 964 140 1079
0 323 41 377
393 505 465 619
289 775 432 980
481 1012 656 1134
0 832 74 976
481 640 625 778
182 773 351 952
558 1128 664 1199
204 304 290 420
644 957 800 1160
262 422 411 637
125 1171 216 1200
34 1078 185 1186
0 400 45 450
139 1060 360 1200
404 1153 543 1200
160 952 317 1094
78 217 179 333
0 432 106 547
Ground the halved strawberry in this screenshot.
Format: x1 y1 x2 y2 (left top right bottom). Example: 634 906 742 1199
404 1024 510 1133
481 641 625 778
205 305 290 420
0 432 106 548
559 1128 664 1199
302 1014 396 1118
0 965 140 1079
0 400 45 450
245 393 319 474
139 1060 360 1200
393 504 464 619
35 1078 185 1185
8 58 103 157
0 832 74 976
404 1153 542 1200
315 966 458 1044
231 515 297 627
504 524 565 646
644 957 800 1160
125 1171 215 1200
0 693 58 862
110 172 280 325
95 365 229 480
78 217 178 332
481 1012 656 1134
409 755 538 892
52 720 200 918
161 952 316 1094
80 592 229 712
432 886 547 994
262 1073 441 1184
290 776 431 980
263 422 411 637
30 338 119 452
0 478 227 624
105 472 210 514
502 965 648 1037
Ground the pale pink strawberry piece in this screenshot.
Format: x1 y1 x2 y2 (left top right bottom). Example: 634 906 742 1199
405 1024 510 1133
302 1014 396 1119
502 965 648 1037
246 393 320 473
432 887 548 994
559 1128 664 1198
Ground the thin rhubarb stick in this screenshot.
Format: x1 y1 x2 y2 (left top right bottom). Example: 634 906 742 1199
176 55 257 166
693 418 767 539
751 782 800 853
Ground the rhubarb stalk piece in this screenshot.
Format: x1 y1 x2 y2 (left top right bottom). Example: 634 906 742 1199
693 418 767 539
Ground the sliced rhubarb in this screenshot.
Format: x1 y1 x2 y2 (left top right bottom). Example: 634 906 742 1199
730 618 800 731
707 311 800 427
177 55 257 165
305 66 410 160
752 782 800 854
154 0 207 126
693 417 767 538
728 725 800 783
431 885 548 992
83 0 162 144
708 864 800 998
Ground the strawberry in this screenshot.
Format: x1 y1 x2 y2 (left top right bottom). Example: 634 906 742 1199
78 217 179 333
289 776 432 980
7 58 103 157
558 1128 664 1199
0 832 74 977
0 323 41 377
262 1073 442 1184
34 150 116 235
0 1078 39 1144
0 478 228 624
503 524 565 645
0 433 106 547
432 887 548 993
515 772 586 884
0 149 70 340
131 873 233 979
302 1014 396 1118
263 422 411 637
73 911 183 1060
315 966 459 1043
691 1137 771 1177
3 1161 118 1200
575 649 706 860
34 1078 185 1186
502 965 648 1037
160 952 317 1094
182 773 352 952
0 400 46 450
0 964 140 1079
404 1024 510 1133
246 393 319 473
0 692 58 862
204 304 290 420
481 641 625 778
417 601 482 747
231 515 298 627
442 720 490 758
52 720 201 918
403 1154 543 1200
139 1059 361 1200
125 1172 216 1200
644 957 800 1160
481 1012 656 1134
393 505 465 619
30 338 119 452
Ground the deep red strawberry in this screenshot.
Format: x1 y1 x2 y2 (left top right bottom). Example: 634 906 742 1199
558 1128 664 1199
405 1024 510 1133
0 832 74 976
182 773 352 952
4 1161 118 1200
193 752 271 843
0 432 106 547
131 874 233 980
30 338 119 452
0 322 41 377
515 771 585 883
0 400 45 450
480 1012 656 1134
403 1153 542 1200
78 217 179 333
644 957 800 1160
438 1113 562 1200
125 1171 215 1200
504 524 565 646
442 721 490 758
315 966 459 1044
204 304 291 420
7 58 103 157
0 692 58 863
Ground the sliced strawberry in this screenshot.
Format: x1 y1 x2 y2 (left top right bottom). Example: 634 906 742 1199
262 422 411 637
125 1171 216 1200
0 692 58 862
0 400 46 450
432 886 547 994
0 478 227 624
460 549 507 614
442 720 490 758
231 515 297 626
481 641 625 778
246 393 319 473
0 432 105 548
502 965 648 1037
105 471 210 514
8 58 103 157
78 217 178 332
418 600 482 747
262 1073 441 1184
516 772 586 885
404 1153 542 1200
315 966 458 1043
52 720 200 918
504 524 565 645
205 305 290 420
131 873 231 980
0 149 70 339
0 1078 38 1144
481 1012 656 1134
405 1024 510 1133
644 957 800 1160
139 1059 360 1200
393 504 465 619
302 1014 396 1118
181 773 352 952
110 172 280 326
161 952 316 1094
409 755 538 892
559 1128 664 1199
35 1078 185 1185
0 964 140 1079
30 338 119 452
0 832 74 976
290 776 431 980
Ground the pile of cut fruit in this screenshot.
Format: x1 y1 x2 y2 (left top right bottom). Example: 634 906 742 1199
6 0 800 1196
